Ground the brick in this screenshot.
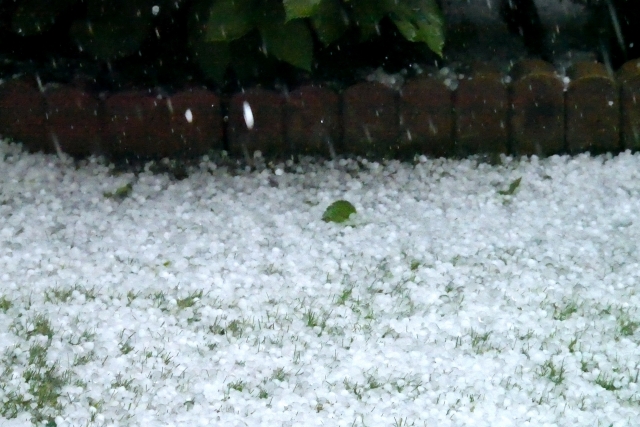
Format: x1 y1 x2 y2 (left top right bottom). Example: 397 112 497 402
617 59 640 151
168 88 223 157
45 85 102 157
228 88 285 158
0 78 49 153
103 91 176 158
455 66 508 157
565 61 619 154
342 82 398 158
285 85 341 157
509 59 564 157
399 76 453 158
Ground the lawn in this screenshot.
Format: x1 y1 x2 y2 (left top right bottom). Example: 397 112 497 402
0 141 639 426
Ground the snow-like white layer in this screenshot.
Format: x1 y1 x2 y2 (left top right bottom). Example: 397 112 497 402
1 141 639 427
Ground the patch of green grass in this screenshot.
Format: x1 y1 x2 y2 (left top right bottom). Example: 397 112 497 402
152 291 168 310
111 374 135 391
335 286 353 306
118 331 135 355
302 308 330 334
44 284 99 303
271 367 288 382
12 314 55 342
73 351 97 366
537 358 566 386
343 377 365 400
44 286 74 303
208 317 253 339
126 290 140 306
0 322 76 426
595 372 622 391
393 417 416 427
617 313 639 337
580 356 594 373
226 319 247 338
469 329 494 354
0 295 12 312
568 335 580 353
553 301 579 321
177 290 204 310
227 380 247 392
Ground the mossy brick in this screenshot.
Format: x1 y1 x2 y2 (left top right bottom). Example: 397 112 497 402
45 85 102 157
509 59 565 157
167 89 224 157
565 61 619 154
455 67 508 157
228 89 285 158
103 91 180 158
342 82 399 158
0 78 49 153
399 76 453 158
617 59 640 151
285 86 341 157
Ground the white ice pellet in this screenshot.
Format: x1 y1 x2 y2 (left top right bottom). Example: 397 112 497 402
243 101 254 129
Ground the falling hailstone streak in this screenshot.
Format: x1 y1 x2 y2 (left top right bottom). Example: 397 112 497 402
428 118 438 135
50 133 64 160
185 109 193 123
326 137 336 160
166 99 174 114
243 101 254 129
363 125 372 143
242 141 251 167
606 0 626 56
36 75 44 93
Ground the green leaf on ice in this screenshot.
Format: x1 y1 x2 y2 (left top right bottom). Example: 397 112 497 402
498 177 522 196
322 200 356 223
104 183 133 199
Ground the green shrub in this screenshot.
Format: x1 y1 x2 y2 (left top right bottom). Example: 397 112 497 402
188 0 445 83
5 0 444 87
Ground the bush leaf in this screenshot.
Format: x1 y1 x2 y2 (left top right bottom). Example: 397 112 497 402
310 0 349 45
388 0 445 56
204 0 253 42
191 40 231 84
348 0 388 41
322 200 356 223
12 0 76 36
70 19 149 60
284 0 322 21
259 19 314 70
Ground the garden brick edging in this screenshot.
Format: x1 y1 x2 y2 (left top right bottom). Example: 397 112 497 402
2 58 640 161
